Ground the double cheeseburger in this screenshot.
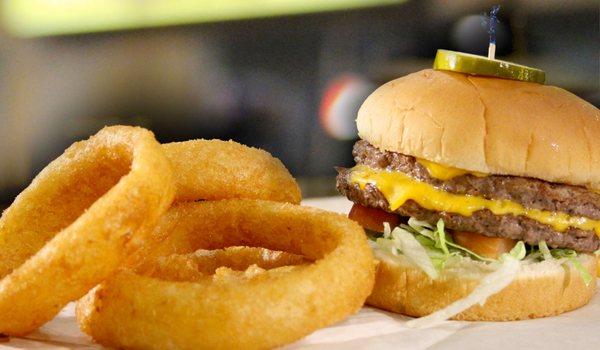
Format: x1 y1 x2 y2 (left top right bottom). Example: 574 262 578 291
336 68 600 321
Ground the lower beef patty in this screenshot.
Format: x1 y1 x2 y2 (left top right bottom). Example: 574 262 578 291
336 168 600 252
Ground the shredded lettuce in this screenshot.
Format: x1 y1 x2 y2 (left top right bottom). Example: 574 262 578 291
370 219 595 324
371 221 591 281
538 240 553 261
523 242 593 287
377 223 438 279
507 241 526 260
377 218 496 272
407 246 522 328
415 218 497 262
550 248 593 286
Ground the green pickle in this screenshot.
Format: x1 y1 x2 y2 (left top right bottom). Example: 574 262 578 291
433 49 546 84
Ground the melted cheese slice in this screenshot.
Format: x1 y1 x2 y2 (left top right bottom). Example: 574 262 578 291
417 158 487 180
350 165 600 236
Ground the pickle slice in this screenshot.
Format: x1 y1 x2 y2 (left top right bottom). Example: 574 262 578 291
433 49 546 84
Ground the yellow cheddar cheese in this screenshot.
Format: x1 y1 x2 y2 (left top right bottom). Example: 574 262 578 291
350 165 600 236
416 158 487 180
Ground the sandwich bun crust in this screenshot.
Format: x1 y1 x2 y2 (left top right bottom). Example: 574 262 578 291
356 69 600 190
366 254 597 321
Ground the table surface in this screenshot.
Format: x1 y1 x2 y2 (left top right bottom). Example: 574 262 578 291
3 197 600 349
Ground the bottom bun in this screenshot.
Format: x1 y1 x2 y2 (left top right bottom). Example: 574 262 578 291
366 254 597 321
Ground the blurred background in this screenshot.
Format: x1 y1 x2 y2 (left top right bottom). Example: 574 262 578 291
0 0 598 204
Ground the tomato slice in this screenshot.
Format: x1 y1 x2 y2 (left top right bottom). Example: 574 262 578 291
452 231 516 259
348 204 400 233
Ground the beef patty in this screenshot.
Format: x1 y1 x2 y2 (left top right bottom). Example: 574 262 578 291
353 140 600 220
336 141 600 252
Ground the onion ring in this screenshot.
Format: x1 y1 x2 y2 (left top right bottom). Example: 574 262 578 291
163 140 301 204
77 200 375 350
138 246 308 282
127 139 302 254
0 126 175 336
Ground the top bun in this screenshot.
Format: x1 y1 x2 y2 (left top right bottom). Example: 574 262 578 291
357 69 600 189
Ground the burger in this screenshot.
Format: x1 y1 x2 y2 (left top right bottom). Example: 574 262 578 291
336 68 600 325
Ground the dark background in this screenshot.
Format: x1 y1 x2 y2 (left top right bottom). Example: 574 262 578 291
0 0 598 203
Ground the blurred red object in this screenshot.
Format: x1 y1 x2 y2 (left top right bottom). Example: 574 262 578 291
320 75 374 140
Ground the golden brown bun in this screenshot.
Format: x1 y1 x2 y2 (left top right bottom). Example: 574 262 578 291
366 254 597 321
357 69 600 189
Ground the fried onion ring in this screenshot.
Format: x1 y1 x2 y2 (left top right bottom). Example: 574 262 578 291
0 126 175 336
139 246 308 282
127 139 302 254
77 200 375 350
163 140 301 204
